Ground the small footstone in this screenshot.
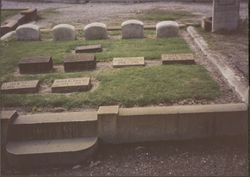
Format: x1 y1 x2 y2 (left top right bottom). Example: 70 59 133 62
64 54 96 72
18 56 53 74
51 77 91 93
75 44 102 53
161 53 195 65
1 80 40 94
113 57 145 68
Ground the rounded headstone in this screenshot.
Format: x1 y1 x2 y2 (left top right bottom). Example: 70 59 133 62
84 22 108 40
156 21 179 38
121 20 144 39
16 24 40 41
52 24 76 41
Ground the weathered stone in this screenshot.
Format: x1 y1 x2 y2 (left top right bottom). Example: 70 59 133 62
20 8 38 21
75 44 102 53
0 31 16 41
16 24 40 41
212 0 240 32
1 80 40 94
201 17 212 32
18 56 53 74
156 21 179 38
51 77 91 93
121 20 144 39
113 57 145 68
161 53 195 65
52 24 76 41
64 54 96 72
84 22 108 40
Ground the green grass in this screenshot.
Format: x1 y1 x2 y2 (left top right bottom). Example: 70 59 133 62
0 9 24 22
0 37 191 82
138 9 197 22
0 65 220 108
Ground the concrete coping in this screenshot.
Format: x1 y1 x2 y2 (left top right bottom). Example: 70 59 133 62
98 105 119 115
118 103 248 116
84 22 107 30
121 19 144 27
0 110 18 121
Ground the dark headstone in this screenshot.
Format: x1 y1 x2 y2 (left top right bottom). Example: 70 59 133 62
201 17 212 32
20 8 38 21
75 44 102 53
18 56 53 74
51 77 91 93
1 80 40 94
64 54 96 72
162 54 195 65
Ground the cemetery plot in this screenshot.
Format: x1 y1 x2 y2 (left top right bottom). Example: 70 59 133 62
18 56 53 74
51 77 91 93
64 54 96 72
113 57 145 68
161 53 195 65
1 80 40 94
75 44 102 53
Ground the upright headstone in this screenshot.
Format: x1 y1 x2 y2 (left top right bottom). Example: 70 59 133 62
156 21 179 38
52 24 76 41
84 22 108 40
121 20 144 39
212 0 240 32
16 24 40 41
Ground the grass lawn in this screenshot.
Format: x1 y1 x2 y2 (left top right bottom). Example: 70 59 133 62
0 65 220 108
0 9 24 22
0 36 191 82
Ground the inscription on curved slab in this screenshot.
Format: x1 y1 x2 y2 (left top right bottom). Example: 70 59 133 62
1 80 40 94
52 77 91 93
113 57 145 68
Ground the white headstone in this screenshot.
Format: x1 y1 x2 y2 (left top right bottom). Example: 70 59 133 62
121 20 144 39
156 21 179 38
84 22 108 40
16 24 40 41
52 24 76 41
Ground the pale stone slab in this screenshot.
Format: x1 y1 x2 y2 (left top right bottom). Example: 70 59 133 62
52 77 91 93
161 53 195 65
16 24 40 41
75 44 102 53
1 80 40 94
121 20 144 39
113 57 145 68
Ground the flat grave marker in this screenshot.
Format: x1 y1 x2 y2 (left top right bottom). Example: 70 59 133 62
18 56 53 74
75 44 102 53
64 54 96 72
113 57 145 68
51 77 91 93
1 80 40 94
161 53 195 65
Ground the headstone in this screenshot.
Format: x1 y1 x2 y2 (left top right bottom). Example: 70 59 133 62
20 8 38 21
18 56 53 74
156 21 179 38
212 0 240 32
75 44 102 53
201 17 212 32
84 22 108 40
1 80 40 94
64 54 96 72
121 20 144 39
113 57 145 68
52 24 76 41
51 77 91 93
161 53 195 65
16 24 40 41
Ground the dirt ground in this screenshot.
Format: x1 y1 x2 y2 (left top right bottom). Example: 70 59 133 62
2 136 248 176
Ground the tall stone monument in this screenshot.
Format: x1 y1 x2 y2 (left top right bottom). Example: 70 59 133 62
212 0 240 32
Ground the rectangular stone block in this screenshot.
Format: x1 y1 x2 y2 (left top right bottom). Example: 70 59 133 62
1 80 40 94
18 56 53 74
113 57 145 68
161 53 195 65
51 77 91 93
75 44 102 53
64 54 96 72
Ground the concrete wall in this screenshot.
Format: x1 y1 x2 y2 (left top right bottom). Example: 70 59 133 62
98 104 248 143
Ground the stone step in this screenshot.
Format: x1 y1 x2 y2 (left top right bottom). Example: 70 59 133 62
8 111 97 141
6 137 98 168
